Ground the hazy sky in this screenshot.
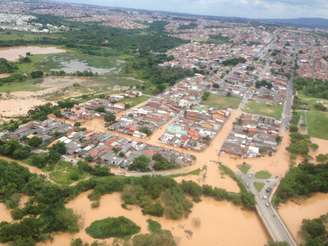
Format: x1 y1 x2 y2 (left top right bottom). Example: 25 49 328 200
55 0 328 19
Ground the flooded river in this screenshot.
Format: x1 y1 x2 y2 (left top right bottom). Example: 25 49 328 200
278 193 328 243
40 192 268 246
0 46 65 61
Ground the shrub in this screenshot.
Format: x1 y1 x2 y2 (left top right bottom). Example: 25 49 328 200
86 217 140 239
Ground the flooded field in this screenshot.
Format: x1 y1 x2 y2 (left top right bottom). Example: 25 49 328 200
51 59 114 75
0 97 45 119
0 76 96 121
0 46 65 61
278 193 328 243
41 192 268 246
310 137 328 161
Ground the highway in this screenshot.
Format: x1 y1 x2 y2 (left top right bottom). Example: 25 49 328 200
239 172 297 246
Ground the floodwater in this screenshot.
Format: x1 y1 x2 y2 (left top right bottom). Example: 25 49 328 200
0 97 45 119
82 109 290 179
175 162 240 193
278 193 328 243
0 76 95 121
0 46 65 61
310 137 328 161
52 59 114 75
0 73 10 79
0 203 12 223
41 192 268 246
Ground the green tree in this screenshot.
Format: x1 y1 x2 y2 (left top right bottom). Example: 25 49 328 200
128 155 151 172
30 70 44 78
27 136 42 148
104 112 116 124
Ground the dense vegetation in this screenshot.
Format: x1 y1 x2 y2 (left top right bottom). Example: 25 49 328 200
0 58 16 73
207 34 231 44
131 230 176 246
0 19 192 93
274 162 328 204
222 57 246 66
0 155 256 245
286 111 318 159
86 216 140 239
301 214 328 246
294 77 328 99
128 154 177 172
0 160 79 245
255 80 273 89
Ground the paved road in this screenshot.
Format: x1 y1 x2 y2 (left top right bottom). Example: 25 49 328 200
281 44 297 131
239 172 297 246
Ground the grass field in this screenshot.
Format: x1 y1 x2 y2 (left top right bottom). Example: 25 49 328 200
255 170 272 179
121 95 150 108
48 161 87 186
254 182 265 192
244 100 283 120
0 80 41 93
306 110 328 140
202 93 241 109
238 163 251 174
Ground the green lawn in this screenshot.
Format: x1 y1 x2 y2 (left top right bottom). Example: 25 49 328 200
0 80 41 93
306 110 328 140
202 93 241 109
48 161 87 186
121 95 150 108
255 170 272 179
238 163 251 174
254 182 265 192
244 100 283 120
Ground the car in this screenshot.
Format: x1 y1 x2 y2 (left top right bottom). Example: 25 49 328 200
263 195 268 200
266 187 272 193
265 202 270 207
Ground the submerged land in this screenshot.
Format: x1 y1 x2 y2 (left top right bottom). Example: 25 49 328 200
0 1 328 246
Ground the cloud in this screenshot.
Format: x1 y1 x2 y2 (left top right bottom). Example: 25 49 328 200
56 0 328 18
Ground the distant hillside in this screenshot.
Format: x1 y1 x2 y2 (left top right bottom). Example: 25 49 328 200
255 18 328 29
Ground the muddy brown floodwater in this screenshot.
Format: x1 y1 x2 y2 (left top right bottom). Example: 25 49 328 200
0 73 10 79
310 137 328 161
0 203 12 223
0 46 65 61
278 193 328 243
39 192 268 246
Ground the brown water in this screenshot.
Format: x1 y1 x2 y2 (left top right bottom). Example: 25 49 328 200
175 162 240 193
0 76 95 121
40 192 268 246
278 193 328 243
0 203 12 223
310 138 328 162
0 73 10 79
0 46 65 61
0 97 45 119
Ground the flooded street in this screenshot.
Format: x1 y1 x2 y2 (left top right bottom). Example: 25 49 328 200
41 192 268 246
278 193 328 243
0 46 65 61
